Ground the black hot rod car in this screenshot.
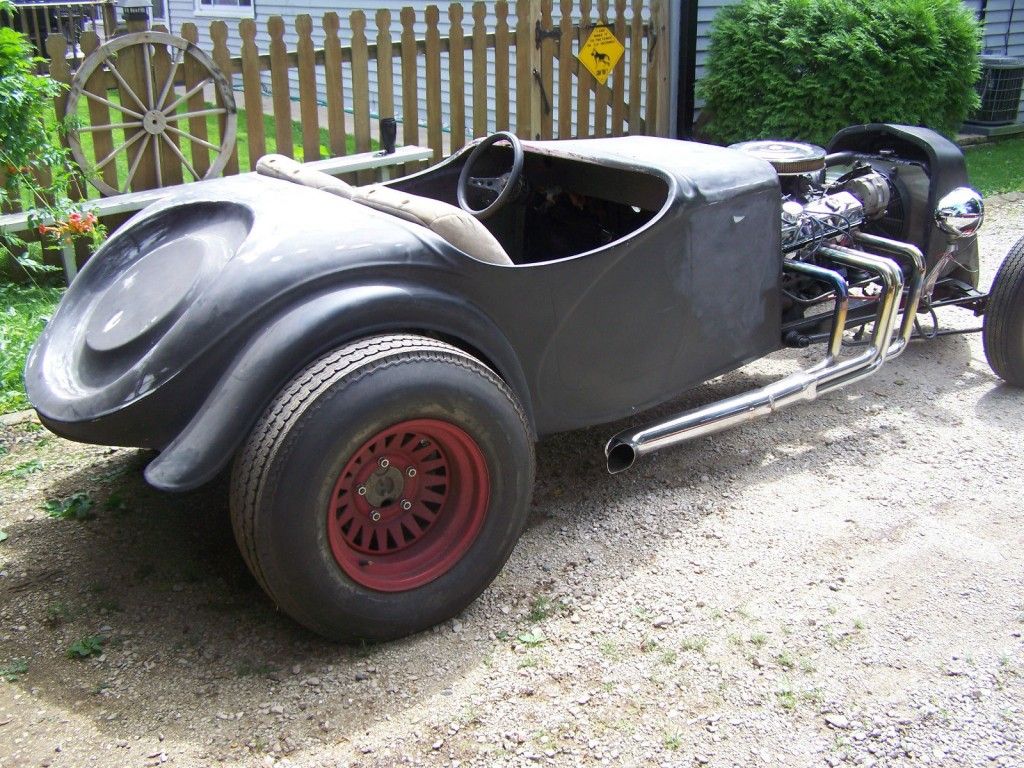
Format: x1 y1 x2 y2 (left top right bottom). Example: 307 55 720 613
25 125 1021 640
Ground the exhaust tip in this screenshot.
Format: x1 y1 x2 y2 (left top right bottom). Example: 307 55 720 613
606 441 636 474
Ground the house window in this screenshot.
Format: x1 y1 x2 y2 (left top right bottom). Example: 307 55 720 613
194 0 254 18
151 0 169 25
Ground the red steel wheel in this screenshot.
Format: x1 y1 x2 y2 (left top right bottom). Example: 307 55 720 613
327 419 490 591
230 334 534 641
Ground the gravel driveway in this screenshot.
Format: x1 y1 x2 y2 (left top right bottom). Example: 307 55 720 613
1 196 1022 768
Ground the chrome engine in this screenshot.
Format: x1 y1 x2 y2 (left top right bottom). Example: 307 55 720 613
731 139 894 254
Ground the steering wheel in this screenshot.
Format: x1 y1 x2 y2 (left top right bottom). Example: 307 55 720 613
457 132 525 220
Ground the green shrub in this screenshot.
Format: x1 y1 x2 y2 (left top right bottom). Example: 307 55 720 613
697 0 981 146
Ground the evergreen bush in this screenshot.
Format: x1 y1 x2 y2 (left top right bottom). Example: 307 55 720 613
697 0 981 146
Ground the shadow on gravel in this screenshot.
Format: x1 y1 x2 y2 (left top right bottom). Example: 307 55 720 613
1 330 1012 761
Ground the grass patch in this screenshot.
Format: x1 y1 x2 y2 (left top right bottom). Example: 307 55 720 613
0 283 62 415
965 138 1024 196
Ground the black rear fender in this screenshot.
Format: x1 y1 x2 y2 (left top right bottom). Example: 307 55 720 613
143 284 533 492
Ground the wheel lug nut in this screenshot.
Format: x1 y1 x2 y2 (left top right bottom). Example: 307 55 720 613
357 486 367 496
378 457 390 469
407 467 417 477
401 500 412 511
370 510 381 522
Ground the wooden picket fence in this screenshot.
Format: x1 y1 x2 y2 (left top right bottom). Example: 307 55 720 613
4 0 670 205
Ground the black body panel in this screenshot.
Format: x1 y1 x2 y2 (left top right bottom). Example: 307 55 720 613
27 136 782 490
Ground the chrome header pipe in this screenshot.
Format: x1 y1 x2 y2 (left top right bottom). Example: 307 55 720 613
605 245 911 474
851 231 925 359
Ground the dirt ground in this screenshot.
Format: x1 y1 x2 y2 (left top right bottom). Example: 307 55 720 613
1 197 1022 768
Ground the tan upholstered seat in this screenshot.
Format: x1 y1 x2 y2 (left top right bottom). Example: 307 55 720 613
256 154 512 266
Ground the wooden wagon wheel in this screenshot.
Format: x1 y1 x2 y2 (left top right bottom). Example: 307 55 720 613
66 31 237 196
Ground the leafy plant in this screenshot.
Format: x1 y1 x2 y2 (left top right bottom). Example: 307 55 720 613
0 657 28 681
0 0 102 274
66 635 104 659
698 0 981 145
43 491 95 521
516 630 545 647
0 283 62 413
4 458 44 478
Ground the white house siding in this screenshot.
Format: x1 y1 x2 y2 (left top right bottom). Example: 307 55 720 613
163 1 649 142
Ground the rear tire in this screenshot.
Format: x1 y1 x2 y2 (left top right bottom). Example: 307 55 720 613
230 335 534 641
983 234 1024 386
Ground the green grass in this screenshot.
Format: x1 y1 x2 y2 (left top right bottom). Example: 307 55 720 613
0 283 62 414
965 137 1024 196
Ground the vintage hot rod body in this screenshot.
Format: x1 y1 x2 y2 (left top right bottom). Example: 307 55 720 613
25 126 1020 640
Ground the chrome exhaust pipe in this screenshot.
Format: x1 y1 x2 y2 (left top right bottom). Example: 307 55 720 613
851 232 925 360
605 242 922 474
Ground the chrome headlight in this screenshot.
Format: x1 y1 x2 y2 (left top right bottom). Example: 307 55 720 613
934 187 984 239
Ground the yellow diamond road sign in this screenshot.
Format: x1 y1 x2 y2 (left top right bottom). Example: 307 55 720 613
577 25 624 86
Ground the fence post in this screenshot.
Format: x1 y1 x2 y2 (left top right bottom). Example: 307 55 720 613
611 0 627 136
628 0 643 134
448 4 466 152
100 1 117 39
323 12 348 159
268 16 293 158
651 0 670 136
425 6 443 161
237 19 266 170
515 0 542 140
399 7 420 170
494 2 511 132
296 14 321 161
375 9 396 143
577 0 594 138
350 11 372 182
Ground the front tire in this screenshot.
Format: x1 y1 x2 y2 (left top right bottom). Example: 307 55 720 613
230 335 534 641
983 234 1024 386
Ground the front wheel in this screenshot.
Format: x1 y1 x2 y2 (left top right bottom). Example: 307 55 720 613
983 234 1024 386
230 335 535 641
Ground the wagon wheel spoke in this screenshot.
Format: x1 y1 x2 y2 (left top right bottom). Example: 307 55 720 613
120 133 151 193
142 41 155 109
164 107 226 122
154 47 184 112
159 132 199 181
81 89 144 120
104 59 148 113
78 121 143 133
93 129 146 172
162 77 212 116
165 124 220 152
153 125 163 187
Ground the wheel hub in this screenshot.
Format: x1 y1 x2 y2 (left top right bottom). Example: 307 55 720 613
361 463 406 508
143 109 167 135
326 419 490 592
